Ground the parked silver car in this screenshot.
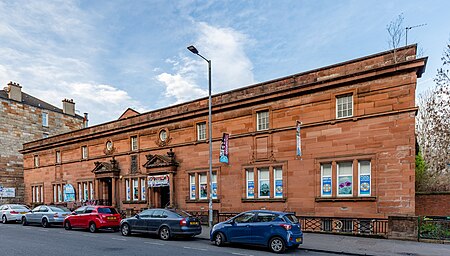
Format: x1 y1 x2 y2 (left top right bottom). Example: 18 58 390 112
22 205 71 228
0 204 30 224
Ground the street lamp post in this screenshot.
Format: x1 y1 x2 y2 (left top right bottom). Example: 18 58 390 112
187 45 213 228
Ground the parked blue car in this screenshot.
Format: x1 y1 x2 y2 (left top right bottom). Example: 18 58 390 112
210 210 303 253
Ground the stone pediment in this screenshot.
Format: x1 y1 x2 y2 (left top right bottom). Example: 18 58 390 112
143 149 178 169
92 158 120 175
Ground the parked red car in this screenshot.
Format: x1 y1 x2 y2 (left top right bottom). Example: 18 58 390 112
63 206 121 233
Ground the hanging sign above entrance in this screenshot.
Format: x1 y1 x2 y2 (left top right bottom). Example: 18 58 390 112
148 174 170 187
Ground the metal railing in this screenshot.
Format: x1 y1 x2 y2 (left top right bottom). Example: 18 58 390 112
419 216 450 242
298 216 388 237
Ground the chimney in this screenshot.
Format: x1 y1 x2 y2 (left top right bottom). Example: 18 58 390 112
6 81 22 102
62 99 75 116
83 113 89 128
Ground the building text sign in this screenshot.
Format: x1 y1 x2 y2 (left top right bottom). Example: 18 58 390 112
148 174 170 187
0 188 16 197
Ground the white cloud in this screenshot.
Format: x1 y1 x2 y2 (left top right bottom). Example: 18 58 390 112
157 22 255 104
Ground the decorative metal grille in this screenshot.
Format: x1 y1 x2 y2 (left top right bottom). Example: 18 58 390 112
419 216 450 242
131 155 138 173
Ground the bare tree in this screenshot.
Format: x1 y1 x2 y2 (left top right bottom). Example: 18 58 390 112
386 13 405 62
416 40 450 191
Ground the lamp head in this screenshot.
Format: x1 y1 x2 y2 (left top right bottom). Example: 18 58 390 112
187 45 199 54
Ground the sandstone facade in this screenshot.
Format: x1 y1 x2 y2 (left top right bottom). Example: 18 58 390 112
21 45 426 218
0 83 84 203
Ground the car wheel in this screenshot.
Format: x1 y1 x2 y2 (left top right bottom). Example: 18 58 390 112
64 221 72 230
22 217 28 226
89 222 97 233
213 232 225 247
2 215 8 224
269 237 286 253
42 218 50 228
159 226 170 240
121 223 130 236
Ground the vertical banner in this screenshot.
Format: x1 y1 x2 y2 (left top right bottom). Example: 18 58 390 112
247 181 254 198
296 121 302 156
359 175 371 195
275 180 283 197
219 133 229 164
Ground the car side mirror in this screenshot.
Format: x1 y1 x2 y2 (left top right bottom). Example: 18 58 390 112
135 214 140 219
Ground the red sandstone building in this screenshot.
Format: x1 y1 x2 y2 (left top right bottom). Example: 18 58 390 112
21 45 426 219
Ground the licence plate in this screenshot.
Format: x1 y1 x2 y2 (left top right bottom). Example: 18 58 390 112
20 212 27 214
107 217 116 220
296 237 302 243
190 221 199 225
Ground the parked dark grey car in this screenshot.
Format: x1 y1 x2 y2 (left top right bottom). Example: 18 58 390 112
22 205 71 227
120 208 201 240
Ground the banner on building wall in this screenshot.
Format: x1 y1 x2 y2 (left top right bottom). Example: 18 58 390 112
359 175 371 195
148 174 170 187
219 133 229 164
0 188 15 198
296 121 302 156
247 181 254 198
275 180 283 197
64 184 75 202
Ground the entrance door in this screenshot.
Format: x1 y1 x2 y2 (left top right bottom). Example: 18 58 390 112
160 186 170 208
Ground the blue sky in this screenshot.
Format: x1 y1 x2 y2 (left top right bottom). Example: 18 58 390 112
0 0 449 125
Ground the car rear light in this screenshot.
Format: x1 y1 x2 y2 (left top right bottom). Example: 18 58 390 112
280 224 292 230
179 218 187 226
10 211 19 214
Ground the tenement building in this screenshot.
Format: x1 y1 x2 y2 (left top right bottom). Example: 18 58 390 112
0 82 85 203
21 45 426 219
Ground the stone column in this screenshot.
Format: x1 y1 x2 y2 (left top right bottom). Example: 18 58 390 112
111 178 116 207
169 173 174 207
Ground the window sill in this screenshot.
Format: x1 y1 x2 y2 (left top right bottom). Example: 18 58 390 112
315 196 376 202
185 199 220 203
241 198 286 203
122 200 147 204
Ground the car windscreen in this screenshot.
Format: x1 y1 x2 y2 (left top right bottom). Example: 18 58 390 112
98 208 118 214
284 214 299 224
49 206 69 212
169 209 191 218
10 205 29 210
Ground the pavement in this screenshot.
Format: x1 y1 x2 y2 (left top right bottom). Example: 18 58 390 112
198 226 450 256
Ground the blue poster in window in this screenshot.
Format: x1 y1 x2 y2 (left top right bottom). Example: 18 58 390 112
275 180 283 197
360 175 370 195
322 177 332 196
212 183 217 199
63 184 75 202
190 185 196 199
247 181 254 198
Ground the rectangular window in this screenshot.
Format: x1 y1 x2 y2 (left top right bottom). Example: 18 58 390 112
34 155 39 167
53 185 57 202
273 168 283 198
211 172 217 199
57 184 62 202
81 146 88 159
32 185 43 203
132 178 139 201
321 164 332 197
258 168 270 198
36 186 40 203
197 122 206 141
189 174 196 200
337 162 353 196
78 183 82 201
257 110 269 131
358 161 371 196
126 179 131 201
83 183 88 200
56 151 61 164
89 182 94 200
131 136 138 151
199 173 207 200
246 169 255 198
140 178 146 200
42 112 48 127
336 94 353 118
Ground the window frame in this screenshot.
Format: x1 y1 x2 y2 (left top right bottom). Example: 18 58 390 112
42 112 48 127
130 136 138 151
196 122 206 141
199 173 208 200
140 177 146 200
56 150 61 164
358 160 371 197
81 146 88 159
321 163 332 197
273 167 283 198
258 168 270 198
337 162 353 197
132 178 139 201
246 169 255 199
125 179 131 201
189 174 196 200
256 110 269 131
34 155 39 168
336 94 353 119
